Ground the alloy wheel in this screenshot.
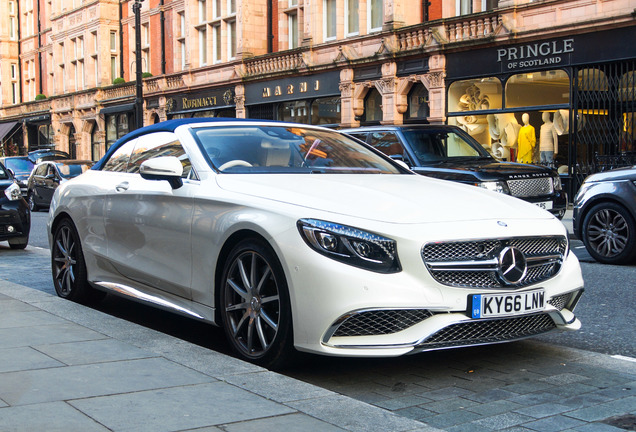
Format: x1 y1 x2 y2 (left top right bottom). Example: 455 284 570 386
52 223 79 297
587 208 629 258
223 250 281 358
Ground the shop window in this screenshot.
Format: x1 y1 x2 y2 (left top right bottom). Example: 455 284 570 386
406 84 429 121
448 78 502 113
310 97 341 125
279 101 309 123
105 113 132 151
363 89 383 124
619 71 635 102
91 123 101 161
506 70 569 108
577 68 609 92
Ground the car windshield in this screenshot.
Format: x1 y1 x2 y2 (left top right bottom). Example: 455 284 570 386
401 129 492 165
3 158 34 174
56 162 93 179
193 125 403 174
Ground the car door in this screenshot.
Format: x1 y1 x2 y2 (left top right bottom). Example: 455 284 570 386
30 163 48 204
41 164 60 204
103 131 195 300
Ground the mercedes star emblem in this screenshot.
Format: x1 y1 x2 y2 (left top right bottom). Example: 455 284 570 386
497 246 527 285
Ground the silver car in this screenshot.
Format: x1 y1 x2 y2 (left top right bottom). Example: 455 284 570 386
573 166 636 264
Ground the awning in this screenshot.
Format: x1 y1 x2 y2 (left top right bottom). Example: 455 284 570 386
100 103 136 115
0 121 20 142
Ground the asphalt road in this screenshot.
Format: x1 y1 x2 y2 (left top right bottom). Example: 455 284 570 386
26 209 636 359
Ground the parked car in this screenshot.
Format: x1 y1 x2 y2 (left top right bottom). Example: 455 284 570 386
342 125 567 219
28 149 70 164
27 160 94 211
572 166 636 264
48 118 583 369
0 162 30 249
0 156 35 196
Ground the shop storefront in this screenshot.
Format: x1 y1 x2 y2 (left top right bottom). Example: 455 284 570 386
0 121 22 156
244 71 342 127
166 88 236 120
24 114 53 153
445 26 636 196
101 103 136 152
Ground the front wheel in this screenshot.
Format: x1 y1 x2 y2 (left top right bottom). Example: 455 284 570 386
51 219 104 303
220 238 294 369
582 202 636 265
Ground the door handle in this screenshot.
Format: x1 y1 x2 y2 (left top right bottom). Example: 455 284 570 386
115 182 129 192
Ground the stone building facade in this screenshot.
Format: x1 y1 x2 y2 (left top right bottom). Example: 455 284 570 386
1 0 635 194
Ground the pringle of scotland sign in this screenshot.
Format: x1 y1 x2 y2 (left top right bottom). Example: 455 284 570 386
497 39 574 71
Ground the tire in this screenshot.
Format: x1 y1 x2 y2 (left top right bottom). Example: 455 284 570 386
582 202 636 265
220 238 295 369
8 236 28 250
51 218 105 303
28 192 39 212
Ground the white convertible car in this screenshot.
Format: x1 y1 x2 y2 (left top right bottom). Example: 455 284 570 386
48 118 583 368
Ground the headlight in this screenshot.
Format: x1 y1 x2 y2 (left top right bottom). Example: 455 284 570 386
297 219 401 273
476 181 507 194
4 183 21 201
553 175 562 191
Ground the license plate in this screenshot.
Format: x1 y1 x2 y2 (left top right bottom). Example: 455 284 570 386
534 201 553 210
470 289 545 319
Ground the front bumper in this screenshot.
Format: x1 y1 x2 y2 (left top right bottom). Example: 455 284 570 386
0 199 31 241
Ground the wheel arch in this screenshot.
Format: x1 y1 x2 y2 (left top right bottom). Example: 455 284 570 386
577 195 632 238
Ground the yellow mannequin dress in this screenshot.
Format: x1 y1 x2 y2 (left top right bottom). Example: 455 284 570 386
517 124 536 163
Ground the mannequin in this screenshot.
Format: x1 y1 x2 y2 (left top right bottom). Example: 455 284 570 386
540 112 558 165
517 113 536 164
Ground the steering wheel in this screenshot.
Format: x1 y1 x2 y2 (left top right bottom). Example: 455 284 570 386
218 160 253 171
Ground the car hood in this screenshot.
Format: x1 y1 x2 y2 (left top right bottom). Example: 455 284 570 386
215 174 552 224
584 166 636 183
416 159 555 180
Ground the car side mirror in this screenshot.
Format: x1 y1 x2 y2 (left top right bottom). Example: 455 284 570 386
390 155 410 170
140 156 184 189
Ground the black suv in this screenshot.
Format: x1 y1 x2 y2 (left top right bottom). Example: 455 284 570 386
343 125 567 219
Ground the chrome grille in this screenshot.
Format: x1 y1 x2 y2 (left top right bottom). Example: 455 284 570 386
422 236 567 288
332 309 433 337
416 313 556 350
548 292 574 311
507 177 553 197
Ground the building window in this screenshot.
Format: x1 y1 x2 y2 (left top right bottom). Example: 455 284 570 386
324 0 336 41
406 84 429 121
213 0 221 18
227 20 236 59
199 0 206 23
457 0 472 15
110 56 117 82
505 70 570 108
288 12 298 49
110 31 117 52
228 0 235 14
482 0 499 11
198 27 208 65
345 0 359 36
213 24 222 62
369 0 383 32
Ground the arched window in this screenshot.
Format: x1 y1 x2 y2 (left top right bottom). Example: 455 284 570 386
405 83 429 121
363 88 382 124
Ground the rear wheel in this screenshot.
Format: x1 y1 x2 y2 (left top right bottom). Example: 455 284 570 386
28 192 39 212
220 238 294 369
51 218 104 303
582 202 636 264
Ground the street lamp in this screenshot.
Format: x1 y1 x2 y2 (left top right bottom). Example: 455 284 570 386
133 0 144 130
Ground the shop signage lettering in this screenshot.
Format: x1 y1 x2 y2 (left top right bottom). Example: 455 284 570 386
262 80 320 98
182 96 218 109
497 39 574 70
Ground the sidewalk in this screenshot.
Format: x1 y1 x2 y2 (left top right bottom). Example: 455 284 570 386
0 246 634 432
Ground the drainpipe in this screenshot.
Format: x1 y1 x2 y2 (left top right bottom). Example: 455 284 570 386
267 0 273 53
160 0 166 74
17 0 22 103
37 0 43 94
119 1 124 78
423 0 430 22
